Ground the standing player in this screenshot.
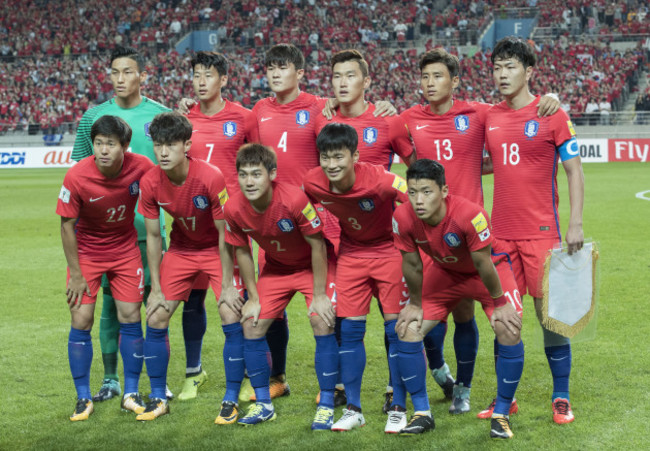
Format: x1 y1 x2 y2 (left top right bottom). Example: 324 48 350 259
58 116 154 420
400 48 560 414
175 51 259 401
393 159 524 438
485 36 584 425
136 112 236 421
71 45 171 402
303 123 410 432
222 143 338 428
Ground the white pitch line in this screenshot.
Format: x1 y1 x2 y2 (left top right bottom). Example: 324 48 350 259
635 190 650 201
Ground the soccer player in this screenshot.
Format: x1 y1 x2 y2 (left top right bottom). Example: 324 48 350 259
303 123 410 432
71 45 171 402
58 115 154 421
485 36 584 425
393 159 524 438
136 112 235 421
221 143 337 428
176 51 259 401
400 48 560 414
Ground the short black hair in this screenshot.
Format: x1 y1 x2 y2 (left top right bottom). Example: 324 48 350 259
191 51 229 76
316 123 358 155
236 143 277 173
491 36 537 69
90 115 132 147
265 44 305 70
149 112 193 144
406 159 446 189
110 45 145 72
419 48 459 78
330 49 369 78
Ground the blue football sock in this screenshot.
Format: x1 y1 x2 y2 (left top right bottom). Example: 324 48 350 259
383 327 392 388
339 319 366 410
244 336 271 404
143 325 169 400
68 327 93 399
222 322 245 403
493 337 499 371
454 318 479 387
334 317 343 385
182 289 207 375
384 320 405 408
495 341 524 415
314 333 339 408
265 312 289 377
423 321 447 370
397 339 429 412
545 344 572 401
119 322 143 395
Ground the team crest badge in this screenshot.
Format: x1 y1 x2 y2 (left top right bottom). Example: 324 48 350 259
193 195 209 210
296 110 310 126
277 218 295 232
524 120 539 139
443 232 461 248
223 121 237 138
363 127 378 145
454 115 469 133
358 198 375 212
144 122 152 140
128 181 140 196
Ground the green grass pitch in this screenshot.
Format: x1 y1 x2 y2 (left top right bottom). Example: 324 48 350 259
0 162 648 450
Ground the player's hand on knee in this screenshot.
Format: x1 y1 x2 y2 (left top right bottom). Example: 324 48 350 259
241 299 261 327
309 293 335 328
491 303 522 336
565 224 584 255
67 274 90 310
145 290 169 321
218 286 244 314
374 100 397 117
396 304 423 338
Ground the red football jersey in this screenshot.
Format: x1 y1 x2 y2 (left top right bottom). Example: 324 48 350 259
315 103 414 170
303 162 408 258
138 158 228 255
485 96 576 240
252 92 328 186
186 101 259 195
392 194 505 275
223 183 323 272
401 100 489 205
56 153 154 261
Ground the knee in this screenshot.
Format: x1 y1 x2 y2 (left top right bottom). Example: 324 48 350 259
542 328 570 347
147 309 170 329
310 316 334 336
219 304 241 325
494 321 521 346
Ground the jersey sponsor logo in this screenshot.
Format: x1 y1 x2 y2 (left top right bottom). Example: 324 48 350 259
363 127 378 145
302 203 317 221
59 185 71 203
392 217 399 234
358 198 375 212
144 122 152 140
478 228 490 241
296 110 310 126
218 188 229 206
223 121 237 138
567 120 576 136
471 212 488 233
277 218 295 232
566 138 580 156
455 115 470 133
193 195 209 210
392 175 407 193
128 180 140 196
89 196 104 202
443 232 462 248
524 120 539 139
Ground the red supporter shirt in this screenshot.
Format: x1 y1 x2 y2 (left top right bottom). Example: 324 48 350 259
303 162 408 258
138 158 228 255
315 103 414 170
485 96 576 240
401 100 489 205
252 92 328 186
223 183 323 272
56 153 154 261
186 101 259 194
392 194 506 275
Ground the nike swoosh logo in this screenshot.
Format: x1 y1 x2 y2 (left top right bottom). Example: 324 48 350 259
416 125 429 130
260 117 272 122
415 239 429 244
399 300 409 306
502 378 520 384
322 372 338 377
401 375 417 382
192 129 199 132
550 356 568 361
320 201 335 205
458 360 475 364
489 126 500 131
389 353 398 358
242 228 254 232
89 196 104 202
157 201 171 206
133 354 157 360
228 357 244 362
339 350 355 354
69 341 86 345
248 371 262 377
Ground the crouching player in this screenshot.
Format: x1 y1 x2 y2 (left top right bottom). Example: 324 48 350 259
136 112 239 420
393 159 524 439
303 123 412 433
58 115 154 420
221 143 338 428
